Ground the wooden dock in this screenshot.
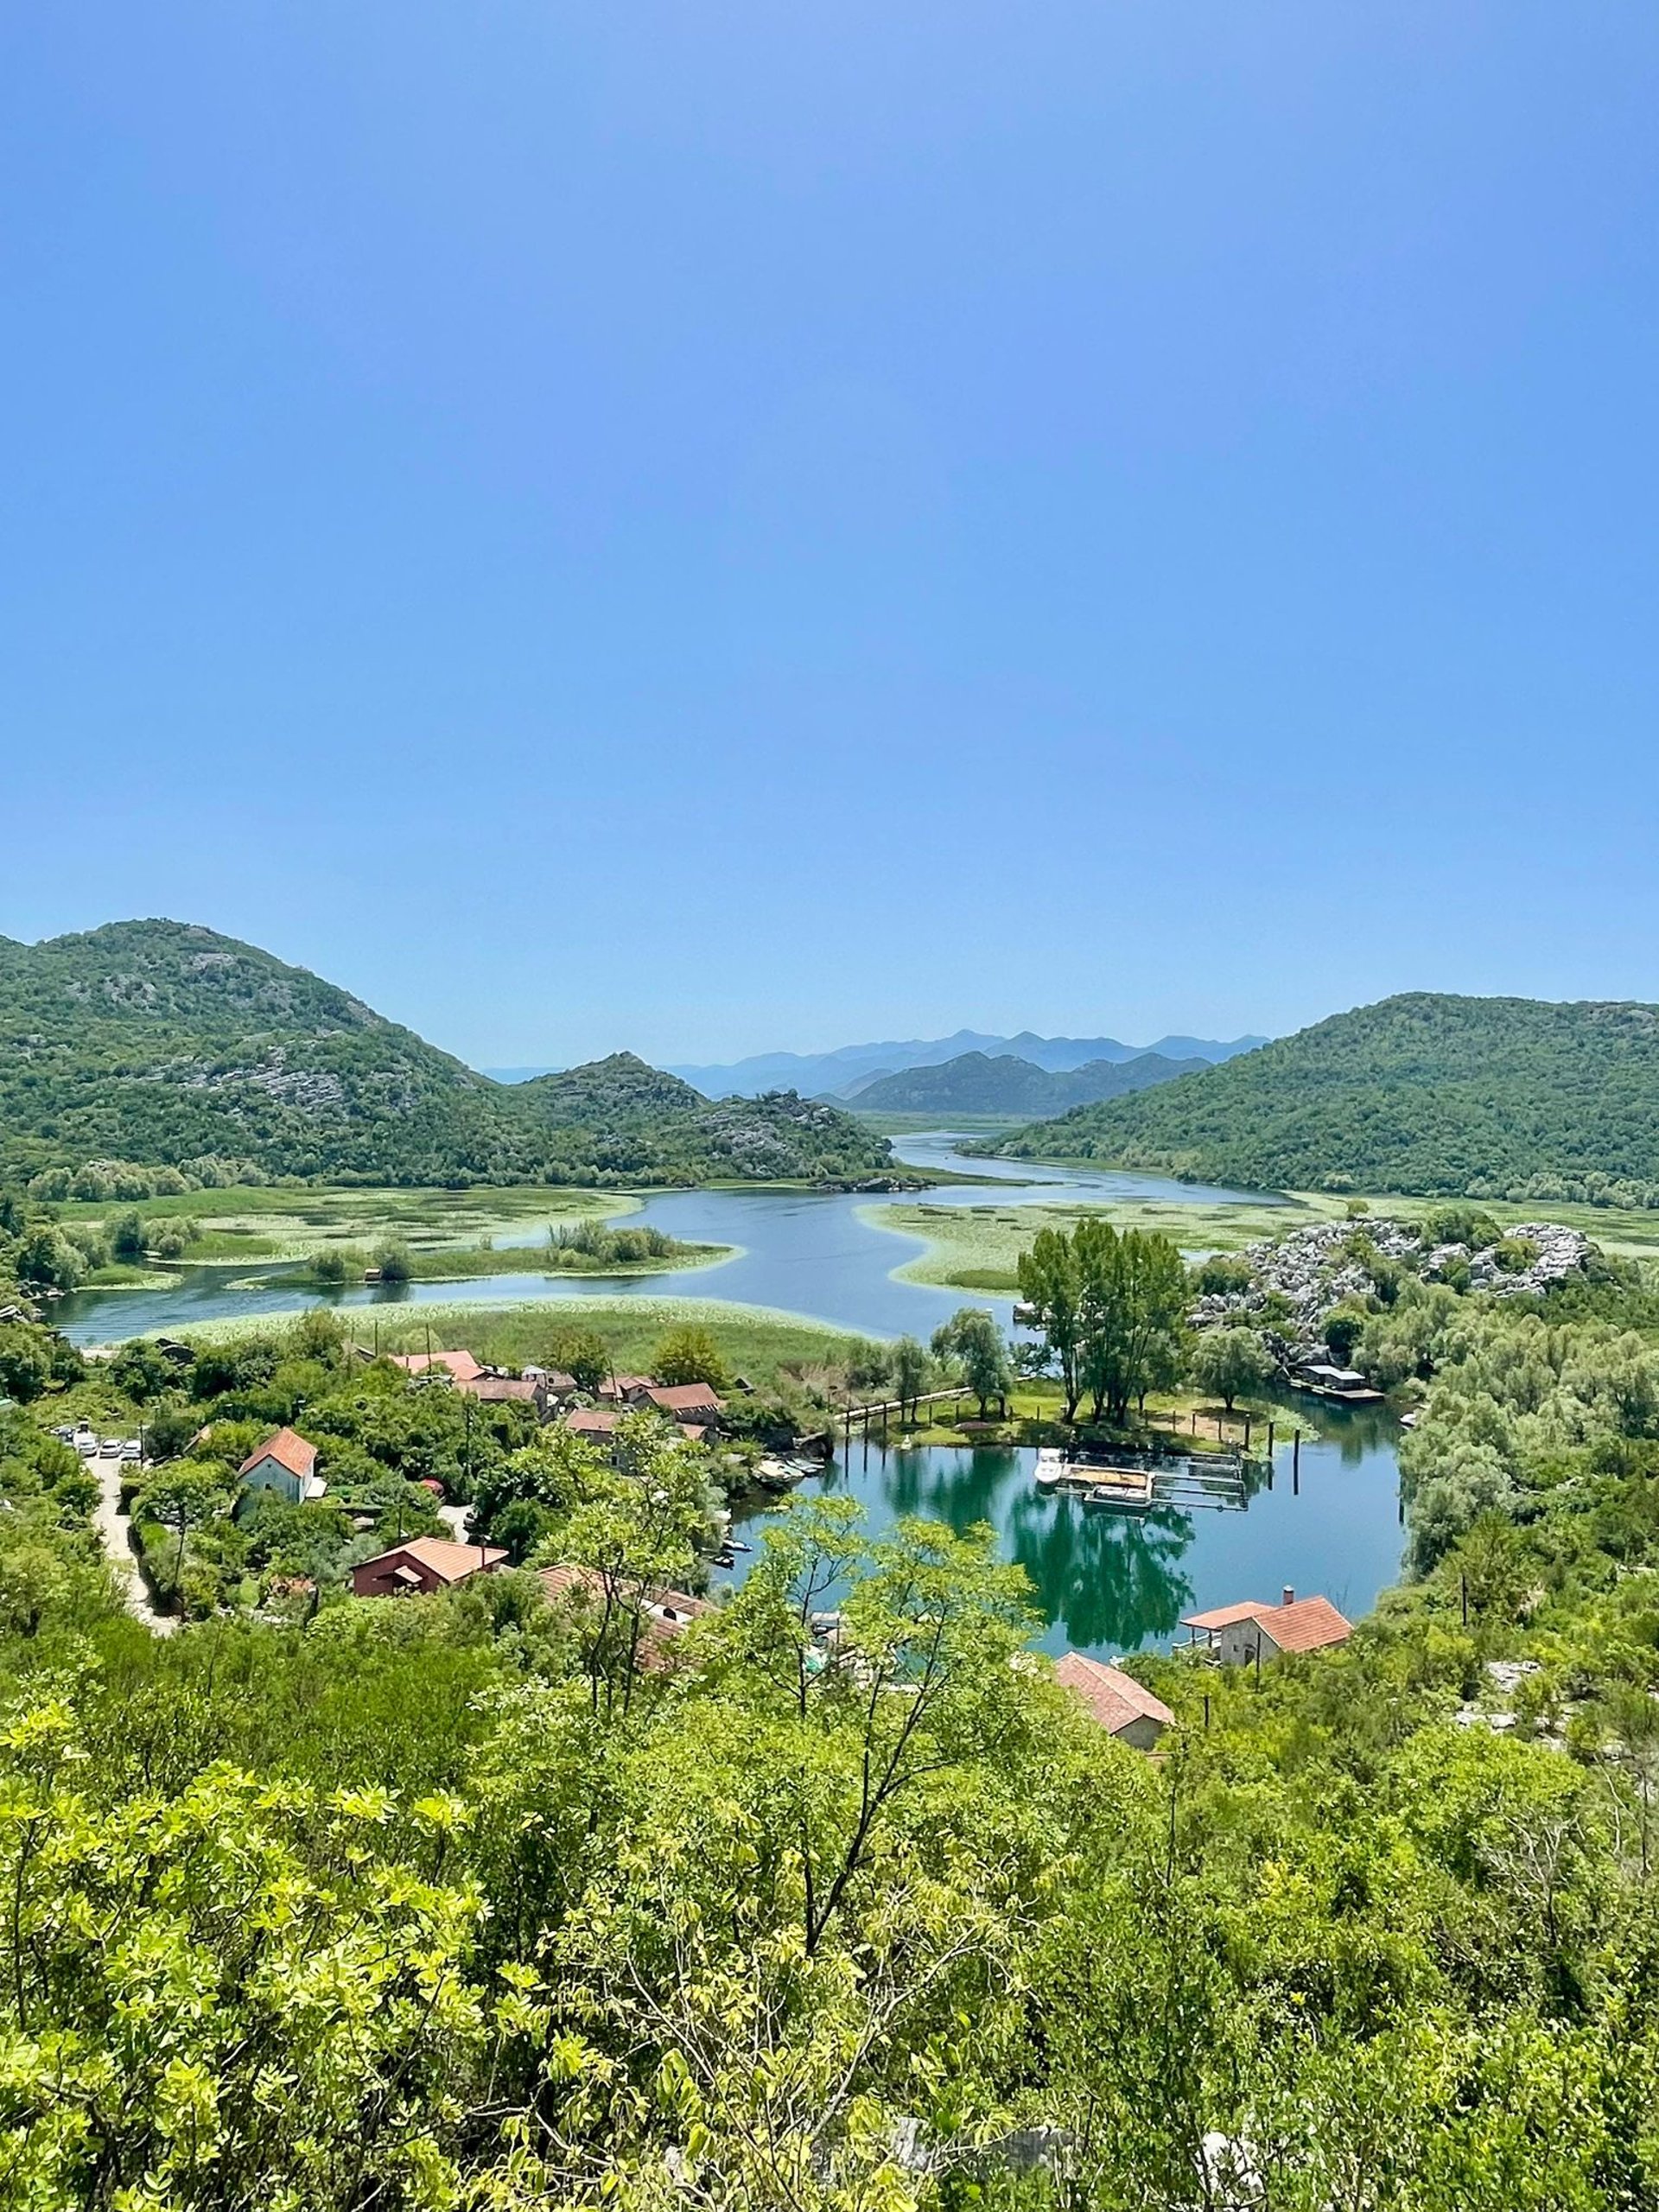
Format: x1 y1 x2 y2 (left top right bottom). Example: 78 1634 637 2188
1034 1446 1248 1514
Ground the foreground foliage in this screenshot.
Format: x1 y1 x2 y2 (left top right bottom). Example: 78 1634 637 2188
11 1233 1659 2200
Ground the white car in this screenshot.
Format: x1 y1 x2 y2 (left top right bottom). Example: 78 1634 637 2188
118 1441 143 1462
75 1434 99 1457
99 1440 122 1459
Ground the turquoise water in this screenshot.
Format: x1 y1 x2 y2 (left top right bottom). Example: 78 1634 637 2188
733 1411 1402 1659
51 1135 1404 1647
54 1135 1273 1348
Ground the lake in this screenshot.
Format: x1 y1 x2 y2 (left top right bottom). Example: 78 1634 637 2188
53 1135 1273 1346
729 1415 1402 1660
54 1134 1405 1647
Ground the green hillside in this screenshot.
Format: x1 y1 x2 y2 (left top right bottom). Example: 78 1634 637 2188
990 992 1659 1205
0 921 892 1188
849 1048 1204 1117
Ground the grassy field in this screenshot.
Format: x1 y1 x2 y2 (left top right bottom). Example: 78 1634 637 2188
293 1237 733 1287
860 1381 1316 1451
60 1184 639 1264
864 1192 1337 1290
167 1296 873 1399
867 1185 1659 1291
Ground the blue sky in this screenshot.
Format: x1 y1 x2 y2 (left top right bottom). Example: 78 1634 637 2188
3 3 1657 1069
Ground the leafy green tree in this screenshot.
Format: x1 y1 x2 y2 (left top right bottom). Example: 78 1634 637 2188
372 1236 412 1283
890 1334 930 1417
652 1323 732 1390
1193 1250 1253 1296
472 1425 607 1553
931 1305 1013 1416
1325 1304 1366 1363
843 1339 893 1394
0 1325 52 1405
1191 1325 1274 1411
134 1462 228 1589
1017 1224 1085 1420
111 1335 176 1402
109 1211 148 1265
12 1226 82 1294
1074 1220 1189 1425
548 1325 612 1395
709 1499 1038 1955
558 1433 715 1719
141 1394 203 1465
0 1709 488 2207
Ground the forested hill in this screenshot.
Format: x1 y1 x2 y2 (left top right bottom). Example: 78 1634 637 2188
991 992 1659 1205
848 1049 1205 1117
0 921 893 1187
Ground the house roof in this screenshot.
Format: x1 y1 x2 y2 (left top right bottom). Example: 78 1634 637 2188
238 1427 318 1480
360 1535 508 1586
1055 1652 1175 1737
461 1375 539 1402
599 1374 655 1400
1260 1596 1353 1652
1181 1600 1269 1632
387 1350 484 1384
642 1382 725 1416
1180 1594 1354 1652
563 1407 621 1434
537 1563 713 1652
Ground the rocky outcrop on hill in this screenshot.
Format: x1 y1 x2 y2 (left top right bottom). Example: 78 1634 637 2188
1192 1214 1596 1371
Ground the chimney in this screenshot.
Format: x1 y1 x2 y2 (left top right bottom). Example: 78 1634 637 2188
1281 1586 1295 1608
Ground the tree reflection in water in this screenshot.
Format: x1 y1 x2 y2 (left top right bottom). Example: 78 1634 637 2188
809 1444 1195 1652
742 1415 1402 1658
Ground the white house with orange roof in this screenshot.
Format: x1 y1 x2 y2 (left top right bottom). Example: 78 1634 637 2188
1181 1587 1353 1666
238 1427 327 1505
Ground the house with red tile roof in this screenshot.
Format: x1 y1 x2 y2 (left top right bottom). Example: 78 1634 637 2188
598 1374 656 1402
352 1535 509 1598
563 1406 623 1439
538 1562 712 1664
638 1382 725 1424
238 1427 326 1505
387 1349 485 1385
563 1404 709 1449
460 1375 542 1407
1181 1587 1353 1665
1054 1653 1175 1749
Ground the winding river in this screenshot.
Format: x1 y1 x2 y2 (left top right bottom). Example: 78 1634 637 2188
54 1135 1406 1656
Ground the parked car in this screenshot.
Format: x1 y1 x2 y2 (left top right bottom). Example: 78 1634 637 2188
99 1439 122 1458
118 1441 142 1462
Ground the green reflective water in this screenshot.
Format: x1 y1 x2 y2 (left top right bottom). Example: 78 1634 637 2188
734 1404 1401 1659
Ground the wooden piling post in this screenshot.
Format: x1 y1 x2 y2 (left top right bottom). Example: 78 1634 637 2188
1293 1430 1300 1495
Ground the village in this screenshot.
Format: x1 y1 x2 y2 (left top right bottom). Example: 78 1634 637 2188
102 1330 1350 1760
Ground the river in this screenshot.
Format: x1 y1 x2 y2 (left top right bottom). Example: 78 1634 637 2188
54 1135 1405 1654
53 1135 1270 1347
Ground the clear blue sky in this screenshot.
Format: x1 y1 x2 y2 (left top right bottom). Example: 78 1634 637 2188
4 3 1657 1070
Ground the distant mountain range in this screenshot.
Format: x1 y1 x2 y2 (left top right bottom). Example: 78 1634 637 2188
0 922 893 1188
493 1027 1262 1100
841 1049 1208 1117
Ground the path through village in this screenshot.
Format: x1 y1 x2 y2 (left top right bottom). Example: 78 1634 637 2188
91 1455 178 1636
